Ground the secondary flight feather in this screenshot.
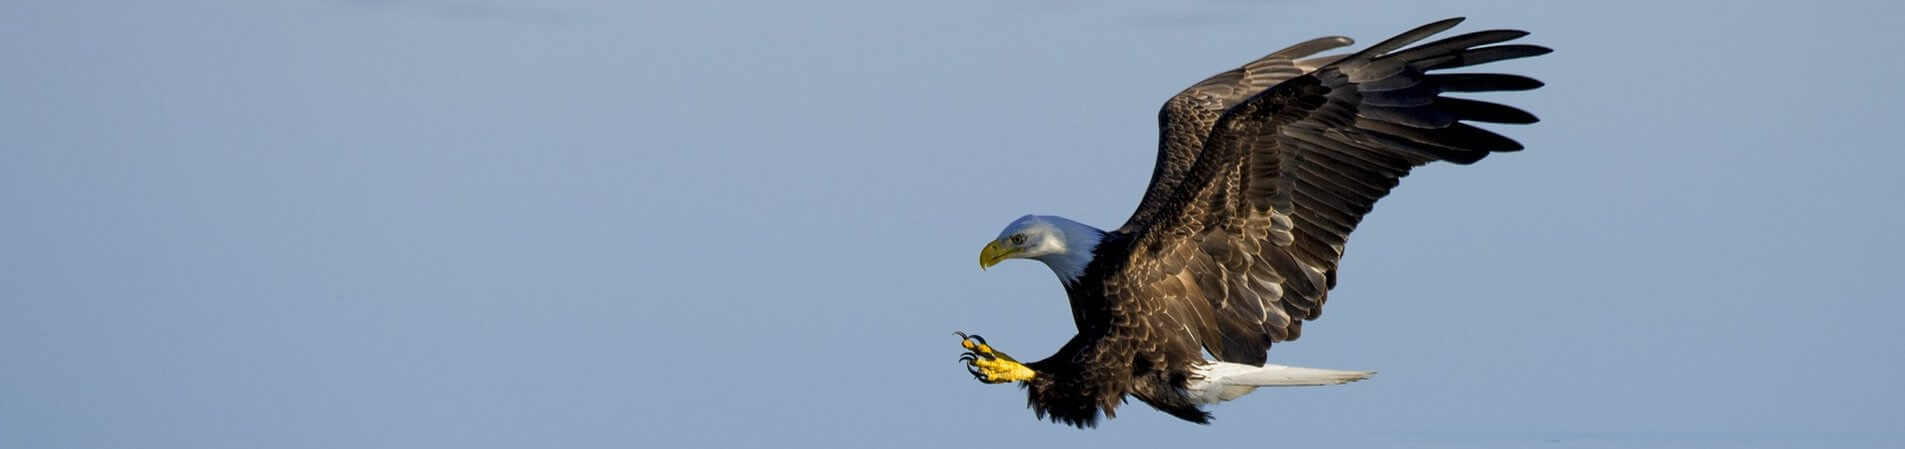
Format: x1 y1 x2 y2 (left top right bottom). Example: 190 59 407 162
957 18 1548 428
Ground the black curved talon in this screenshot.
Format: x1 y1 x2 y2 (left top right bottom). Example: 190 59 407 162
959 351 991 381
953 331 988 347
955 331 1002 382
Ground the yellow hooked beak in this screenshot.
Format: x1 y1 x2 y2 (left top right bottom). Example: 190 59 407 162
979 240 1017 270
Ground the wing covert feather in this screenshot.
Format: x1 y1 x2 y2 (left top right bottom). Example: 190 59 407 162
1121 37 1356 232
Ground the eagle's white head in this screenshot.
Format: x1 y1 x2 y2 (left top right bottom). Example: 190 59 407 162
979 215 1106 283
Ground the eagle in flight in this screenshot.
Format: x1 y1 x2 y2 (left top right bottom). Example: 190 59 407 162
958 18 1548 427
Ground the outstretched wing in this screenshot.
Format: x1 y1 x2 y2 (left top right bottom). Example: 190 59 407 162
1110 18 1549 365
1120 37 1356 231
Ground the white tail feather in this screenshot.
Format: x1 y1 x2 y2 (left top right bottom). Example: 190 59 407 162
1186 361 1375 404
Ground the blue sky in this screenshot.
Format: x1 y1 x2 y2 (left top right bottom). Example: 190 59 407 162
3 1 1901 448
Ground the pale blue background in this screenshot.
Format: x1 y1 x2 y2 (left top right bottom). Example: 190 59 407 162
3 1 1900 448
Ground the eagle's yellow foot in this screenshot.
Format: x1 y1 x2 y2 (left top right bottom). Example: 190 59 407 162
955 332 1035 384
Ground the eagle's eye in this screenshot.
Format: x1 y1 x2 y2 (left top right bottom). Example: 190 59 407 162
1010 234 1026 245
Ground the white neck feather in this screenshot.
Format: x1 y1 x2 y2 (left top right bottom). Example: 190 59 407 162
1031 217 1104 283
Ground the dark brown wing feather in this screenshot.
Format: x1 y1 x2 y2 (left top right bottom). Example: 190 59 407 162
1115 17 1549 365
1120 37 1356 232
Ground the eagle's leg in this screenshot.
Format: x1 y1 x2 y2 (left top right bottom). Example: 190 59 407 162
955 332 1035 384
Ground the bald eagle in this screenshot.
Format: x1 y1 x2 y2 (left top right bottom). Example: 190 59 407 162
957 18 1548 427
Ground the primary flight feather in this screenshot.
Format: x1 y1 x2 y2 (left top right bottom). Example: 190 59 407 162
957 18 1549 428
